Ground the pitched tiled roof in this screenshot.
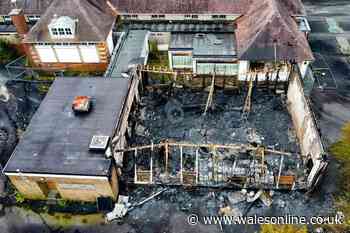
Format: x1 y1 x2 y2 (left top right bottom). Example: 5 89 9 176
24 0 116 43
235 0 313 62
110 0 305 15
110 0 253 14
0 0 52 15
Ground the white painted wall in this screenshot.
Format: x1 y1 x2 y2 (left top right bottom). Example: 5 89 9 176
107 30 114 55
35 45 57 63
287 72 326 188
54 45 81 63
238 61 249 81
79 45 100 63
298 61 310 79
122 14 240 21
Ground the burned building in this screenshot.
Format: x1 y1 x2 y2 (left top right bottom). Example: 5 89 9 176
2 0 328 202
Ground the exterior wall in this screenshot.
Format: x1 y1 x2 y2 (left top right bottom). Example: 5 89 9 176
238 60 249 80
238 60 291 81
121 14 240 21
287 71 327 188
298 61 310 79
7 173 118 202
106 30 114 55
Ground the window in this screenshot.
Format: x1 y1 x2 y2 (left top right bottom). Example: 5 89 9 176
212 15 219 19
28 15 40 22
219 15 226 19
58 28 65 35
52 28 58 35
3 16 11 23
184 15 191 18
197 63 238 76
65 28 72 35
191 15 198 19
48 16 75 38
172 55 193 68
132 15 138 18
151 15 158 18
158 15 165 18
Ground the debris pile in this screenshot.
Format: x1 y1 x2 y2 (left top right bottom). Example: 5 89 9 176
122 88 308 190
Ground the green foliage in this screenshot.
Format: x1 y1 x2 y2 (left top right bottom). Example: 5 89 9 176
15 191 25 204
148 39 159 59
0 39 19 64
329 122 350 232
57 199 68 208
260 224 308 233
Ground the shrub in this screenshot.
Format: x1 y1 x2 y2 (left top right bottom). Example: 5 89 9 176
0 39 19 64
329 122 350 232
260 224 307 233
15 191 25 204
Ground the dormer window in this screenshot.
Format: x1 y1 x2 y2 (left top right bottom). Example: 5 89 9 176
65 28 72 35
52 28 58 35
48 16 76 39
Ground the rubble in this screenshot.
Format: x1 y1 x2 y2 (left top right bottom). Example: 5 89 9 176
227 191 246 205
259 191 273 207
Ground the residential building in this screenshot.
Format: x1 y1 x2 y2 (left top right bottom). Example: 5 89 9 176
3 78 132 202
10 0 116 71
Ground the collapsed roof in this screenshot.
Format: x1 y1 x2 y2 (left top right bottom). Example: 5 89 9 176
23 0 116 43
235 0 313 62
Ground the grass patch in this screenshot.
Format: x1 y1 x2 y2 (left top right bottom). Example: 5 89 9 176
329 122 350 232
260 224 307 233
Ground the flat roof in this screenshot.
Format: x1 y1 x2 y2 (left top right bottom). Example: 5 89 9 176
4 77 131 177
123 22 235 33
170 33 236 58
109 30 148 78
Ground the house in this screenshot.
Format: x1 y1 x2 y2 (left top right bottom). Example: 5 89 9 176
3 78 132 202
111 0 313 80
168 33 238 76
10 0 117 71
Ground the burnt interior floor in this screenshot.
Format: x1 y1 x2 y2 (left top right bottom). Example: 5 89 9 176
122 86 308 190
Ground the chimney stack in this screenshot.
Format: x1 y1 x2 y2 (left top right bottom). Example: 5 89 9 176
9 8 29 39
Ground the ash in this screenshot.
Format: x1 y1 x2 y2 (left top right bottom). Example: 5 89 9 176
126 88 307 189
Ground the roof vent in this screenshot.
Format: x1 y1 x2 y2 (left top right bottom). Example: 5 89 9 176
89 135 110 151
